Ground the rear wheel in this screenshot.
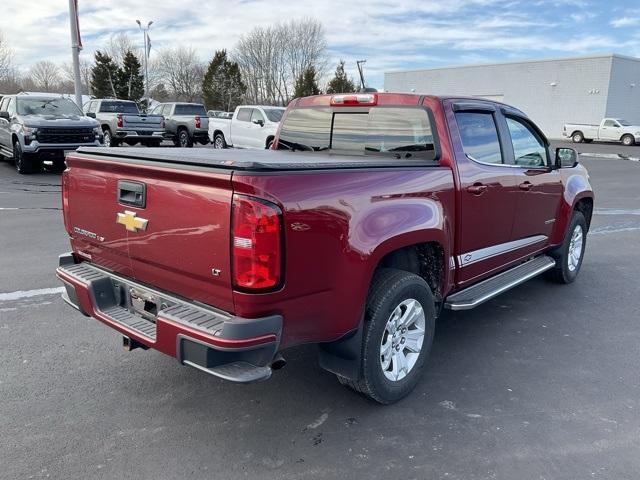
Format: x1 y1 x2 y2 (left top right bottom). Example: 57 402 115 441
13 140 38 174
621 134 635 146
178 129 193 148
337 268 435 404
213 133 227 149
548 211 587 284
572 131 584 143
103 129 118 147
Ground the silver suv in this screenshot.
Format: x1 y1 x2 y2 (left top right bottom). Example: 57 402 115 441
0 95 102 174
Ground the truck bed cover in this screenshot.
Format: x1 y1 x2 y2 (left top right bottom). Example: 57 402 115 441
73 147 438 171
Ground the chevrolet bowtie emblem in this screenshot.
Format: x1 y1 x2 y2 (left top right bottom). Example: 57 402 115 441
116 211 148 232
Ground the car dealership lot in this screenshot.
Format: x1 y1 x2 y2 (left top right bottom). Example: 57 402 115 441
1 144 640 479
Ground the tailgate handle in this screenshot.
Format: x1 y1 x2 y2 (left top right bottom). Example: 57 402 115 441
118 180 146 208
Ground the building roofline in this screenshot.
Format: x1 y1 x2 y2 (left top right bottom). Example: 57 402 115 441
385 53 640 76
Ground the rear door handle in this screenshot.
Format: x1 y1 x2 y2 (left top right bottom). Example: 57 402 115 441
466 184 488 195
519 181 533 191
118 180 146 208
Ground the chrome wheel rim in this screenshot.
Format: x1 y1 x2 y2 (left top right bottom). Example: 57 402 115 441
180 132 188 147
103 131 111 147
214 136 223 149
380 298 425 382
567 224 584 272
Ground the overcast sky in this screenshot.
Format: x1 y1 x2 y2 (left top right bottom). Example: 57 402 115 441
1 0 640 88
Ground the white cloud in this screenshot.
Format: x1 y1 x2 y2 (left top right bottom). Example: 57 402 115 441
610 17 640 28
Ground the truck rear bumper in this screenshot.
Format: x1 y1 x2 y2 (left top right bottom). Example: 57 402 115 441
56 253 282 383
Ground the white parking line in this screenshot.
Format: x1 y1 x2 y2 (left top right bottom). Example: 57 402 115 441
594 209 640 216
0 287 65 302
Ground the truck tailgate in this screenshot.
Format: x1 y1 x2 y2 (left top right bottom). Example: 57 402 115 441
123 114 162 130
63 153 235 312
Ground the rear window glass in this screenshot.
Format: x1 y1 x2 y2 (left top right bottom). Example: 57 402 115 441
99 101 139 114
174 104 207 116
277 107 436 159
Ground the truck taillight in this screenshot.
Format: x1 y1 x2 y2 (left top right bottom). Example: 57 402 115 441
116 113 123 128
62 169 70 233
231 194 282 291
195 116 201 129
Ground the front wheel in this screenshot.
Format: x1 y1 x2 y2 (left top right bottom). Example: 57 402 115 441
14 141 38 174
621 134 635 146
548 211 587 284
337 268 435 404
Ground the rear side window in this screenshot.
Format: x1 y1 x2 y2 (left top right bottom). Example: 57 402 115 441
455 112 503 165
99 101 139 114
237 108 252 122
278 107 436 159
174 104 207 116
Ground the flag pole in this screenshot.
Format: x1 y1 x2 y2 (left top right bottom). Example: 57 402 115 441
68 0 83 108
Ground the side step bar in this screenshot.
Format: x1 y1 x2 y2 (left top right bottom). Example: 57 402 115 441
445 255 556 311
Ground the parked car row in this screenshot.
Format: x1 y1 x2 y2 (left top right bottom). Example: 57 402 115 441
0 93 288 174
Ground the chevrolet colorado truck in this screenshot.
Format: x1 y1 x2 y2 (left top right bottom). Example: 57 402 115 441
84 99 165 148
57 93 593 404
149 102 210 147
209 105 285 149
0 94 102 174
564 118 640 146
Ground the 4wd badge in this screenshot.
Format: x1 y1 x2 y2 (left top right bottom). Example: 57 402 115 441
116 211 148 232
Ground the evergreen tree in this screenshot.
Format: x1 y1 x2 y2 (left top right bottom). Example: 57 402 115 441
326 60 356 94
293 66 321 98
90 51 119 98
116 51 144 102
202 50 246 111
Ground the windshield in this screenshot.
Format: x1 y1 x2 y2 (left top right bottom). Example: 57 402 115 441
16 98 82 116
175 104 207 116
277 106 436 159
263 108 284 123
99 101 139 114
617 119 632 126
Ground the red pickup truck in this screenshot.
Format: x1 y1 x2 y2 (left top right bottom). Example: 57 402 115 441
57 93 594 404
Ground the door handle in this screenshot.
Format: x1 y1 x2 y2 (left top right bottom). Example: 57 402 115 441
466 184 488 195
519 181 533 191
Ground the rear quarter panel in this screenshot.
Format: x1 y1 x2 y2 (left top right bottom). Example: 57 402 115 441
232 167 455 347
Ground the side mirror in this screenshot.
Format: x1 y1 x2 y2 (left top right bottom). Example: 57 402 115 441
252 119 264 127
0 111 9 120
86 112 96 118
555 147 578 168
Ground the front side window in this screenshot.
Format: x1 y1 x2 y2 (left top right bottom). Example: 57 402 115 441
250 109 265 124
237 108 252 122
505 117 548 167
6 98 16 116
455 112 503 165
603 119 617 127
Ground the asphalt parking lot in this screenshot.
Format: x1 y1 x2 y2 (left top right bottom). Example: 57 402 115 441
1 142 639 480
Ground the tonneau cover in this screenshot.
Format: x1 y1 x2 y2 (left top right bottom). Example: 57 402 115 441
74 147 437 171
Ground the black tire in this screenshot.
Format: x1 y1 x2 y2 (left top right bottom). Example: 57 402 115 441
572 131 584 143
337 268 436 404
13 140 38 174
621 134 635 147
213 132 227 149
178 129 193 148
51 159 66 173
548 211 587 284
103 129 118 147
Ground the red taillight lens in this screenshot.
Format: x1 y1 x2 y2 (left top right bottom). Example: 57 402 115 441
195 116 201 129
232 194 282 291
116 113 123 128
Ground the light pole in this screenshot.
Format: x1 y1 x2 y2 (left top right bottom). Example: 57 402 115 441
136 19 153 109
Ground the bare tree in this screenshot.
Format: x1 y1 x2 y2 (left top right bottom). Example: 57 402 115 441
29 60 61 92
0 31 12 83
154 46 203 102
61 58 93 95
105 32 139 67
234 18 328 105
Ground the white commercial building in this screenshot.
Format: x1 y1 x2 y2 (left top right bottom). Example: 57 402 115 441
384 54 640 138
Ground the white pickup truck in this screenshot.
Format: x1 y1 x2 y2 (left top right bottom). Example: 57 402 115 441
563 118 640 146
209 105 285 149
